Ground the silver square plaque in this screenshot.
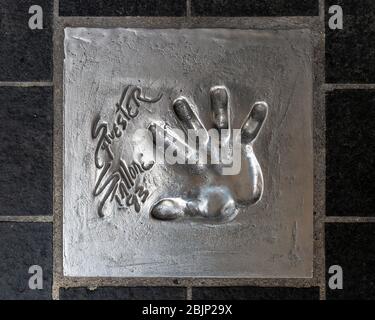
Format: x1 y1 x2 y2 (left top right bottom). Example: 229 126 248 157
63 28 313 278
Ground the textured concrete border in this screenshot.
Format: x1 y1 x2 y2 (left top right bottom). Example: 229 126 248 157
52 1 325 300
316 0 326 300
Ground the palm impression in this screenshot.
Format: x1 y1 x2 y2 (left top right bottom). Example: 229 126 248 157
148 86 268 223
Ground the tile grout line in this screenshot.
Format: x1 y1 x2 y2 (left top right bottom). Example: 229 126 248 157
186 287 192 300
186 0 191 17
0 216 53 223
0 81 53 87
52 0 61 301
319 0 325 24
324 83 375 90
326 216 375 223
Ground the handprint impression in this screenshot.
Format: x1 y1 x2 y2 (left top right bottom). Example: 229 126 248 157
149 86 268 223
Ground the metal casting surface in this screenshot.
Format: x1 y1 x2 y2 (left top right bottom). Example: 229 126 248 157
63 28 313 277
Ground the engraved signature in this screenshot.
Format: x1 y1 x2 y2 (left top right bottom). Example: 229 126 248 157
91 85 162 217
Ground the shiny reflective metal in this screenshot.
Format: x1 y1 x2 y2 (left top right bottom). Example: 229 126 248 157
63 28 313 277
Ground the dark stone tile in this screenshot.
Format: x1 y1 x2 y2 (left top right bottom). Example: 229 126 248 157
0 0 52 81
0 223 52 300
326 90 375 216
326 0 375 83
0 87 53 216
326 223 375 300
60 287 186 300
59 0 186 16
192 287 320 300
191 0 319 17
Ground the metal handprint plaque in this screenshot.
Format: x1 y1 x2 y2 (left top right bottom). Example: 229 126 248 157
63 28 313 277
